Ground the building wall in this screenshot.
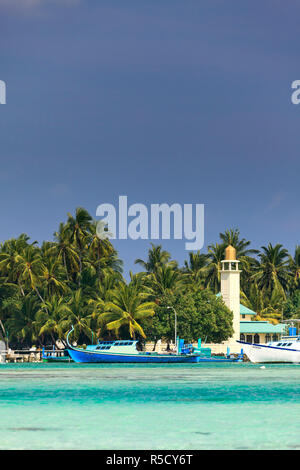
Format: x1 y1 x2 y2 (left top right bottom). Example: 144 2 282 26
240 333 279 344
145 340 242 355
240 314 253 321
145 332 281 355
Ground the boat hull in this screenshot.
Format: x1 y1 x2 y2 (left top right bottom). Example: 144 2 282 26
67 347 240 364
238 341 300 363
42 356 73 363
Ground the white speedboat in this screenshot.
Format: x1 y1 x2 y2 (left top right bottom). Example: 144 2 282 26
237 336 300 363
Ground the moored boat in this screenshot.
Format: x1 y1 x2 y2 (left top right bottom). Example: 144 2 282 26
42 347 73 363
66 327 243 364
237 335 300 363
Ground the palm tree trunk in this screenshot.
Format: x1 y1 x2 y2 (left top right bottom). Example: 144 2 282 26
50 333 56 347
0 319 7 348
34 287 48 314
18 279 25 297
63 252 69 281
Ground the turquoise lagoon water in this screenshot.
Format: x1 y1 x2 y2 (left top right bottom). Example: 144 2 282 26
0 362 299 450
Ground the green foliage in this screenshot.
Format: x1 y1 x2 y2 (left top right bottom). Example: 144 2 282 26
0 208 124 347
0 221 298 348
144 289 233 344
135 243 177 273
283 290 300 319
100 283 156 339
183 290 234 343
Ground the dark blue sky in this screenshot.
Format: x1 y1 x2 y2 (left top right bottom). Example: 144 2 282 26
1 0 300 276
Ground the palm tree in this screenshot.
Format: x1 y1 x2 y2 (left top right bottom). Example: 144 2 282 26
288 245 300 292
129 271 153 295
0 234 32 296
240 282 265 316
84 248 123 282
65 207 93 276
89 220 114 258
204 243 224 293
252 243 290 298
50 223 80 280
36 296 71 346
258 288 284 324
87 221 113 278
101 251 124 275
87 273 123 337
219 228 258 258
15 245 45 303
6 294 41 346
59 289 92 343
94 272 123 302
40 258 67 298
149 265 187 298
86 272 122 318
135 243 177 273
100 283 156 339
183 251 208 284
240 256 260 299
0 280 19 346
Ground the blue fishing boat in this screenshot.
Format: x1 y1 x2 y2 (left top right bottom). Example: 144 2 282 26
66 327 243 363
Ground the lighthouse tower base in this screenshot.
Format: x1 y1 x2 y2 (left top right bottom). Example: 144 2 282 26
219 245 241 352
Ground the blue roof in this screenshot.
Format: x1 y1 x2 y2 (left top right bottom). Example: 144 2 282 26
239 304 256 316
240 321 286 334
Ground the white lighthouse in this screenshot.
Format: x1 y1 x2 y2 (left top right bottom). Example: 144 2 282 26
220 245 241 346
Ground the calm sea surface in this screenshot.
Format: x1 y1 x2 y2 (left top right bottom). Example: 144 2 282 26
0 362 299 450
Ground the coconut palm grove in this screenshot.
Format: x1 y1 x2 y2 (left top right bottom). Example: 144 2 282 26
0 206 299 349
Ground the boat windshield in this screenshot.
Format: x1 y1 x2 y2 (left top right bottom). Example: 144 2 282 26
113 341 134 346
95 340 135 348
